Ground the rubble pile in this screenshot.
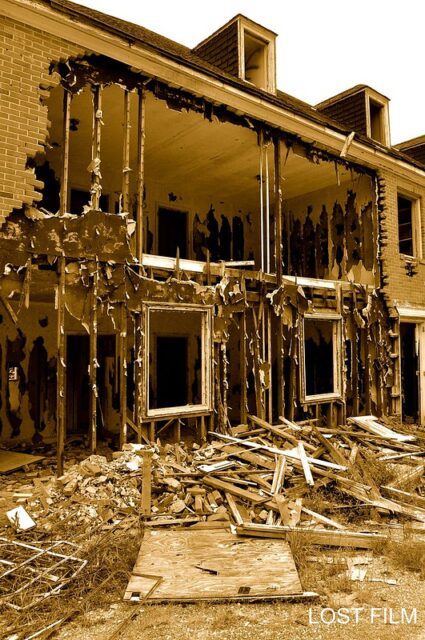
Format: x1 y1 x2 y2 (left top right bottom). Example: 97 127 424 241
2 414 425 541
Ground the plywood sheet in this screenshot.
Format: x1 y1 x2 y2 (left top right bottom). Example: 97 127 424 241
125 529 305 602
0 451 44 473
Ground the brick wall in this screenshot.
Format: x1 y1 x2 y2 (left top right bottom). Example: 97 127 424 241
378 168 425 309
318 91 367 136
193 22 239 77
0 16 84 222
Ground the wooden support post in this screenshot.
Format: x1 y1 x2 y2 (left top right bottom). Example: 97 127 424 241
89 268 98 453
240 311 247 423
91 85 102 210
60 90 71 216
121 89 131 213
266 306 273 423
274 137 283 281
200 415 207 441
352 293 359 415
119 302 127 449
174 419 181 443
149 421 155 442
136 87 146 264
56 257 66 475
277 316 284 419
141 449 153 518
134 312 143 444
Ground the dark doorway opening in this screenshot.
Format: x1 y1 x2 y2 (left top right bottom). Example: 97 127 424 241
66 334 116 434
400 322 419 422
155 336 188 409
157 207 187 258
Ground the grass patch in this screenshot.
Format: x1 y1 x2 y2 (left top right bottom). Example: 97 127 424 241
383 539 425 578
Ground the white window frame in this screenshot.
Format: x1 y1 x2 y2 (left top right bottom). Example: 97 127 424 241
397 190 422 259
144 302 213 418
300 312 343 403
238 21 276 94
365 89 390 146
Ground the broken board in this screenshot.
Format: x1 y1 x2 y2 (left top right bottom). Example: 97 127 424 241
0 451 44 474
124 529 311 603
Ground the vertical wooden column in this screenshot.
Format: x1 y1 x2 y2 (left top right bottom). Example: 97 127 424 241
274 137 283 281
266 306 273 422
119 302 127 449
91 85 102 210
240 311 247 424
134 311 143 444
136 87 146 264
89 267 98 453
140 449 153 517
56 257 66 475
60 90 71 216
121 89 131 213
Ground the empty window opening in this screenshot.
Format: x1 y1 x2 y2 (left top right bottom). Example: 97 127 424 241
400 323 419 423
157 207 188 258
302 316 341 400
243 32 268 89
398 195 416 256
146 305 212 417
369 99 385 143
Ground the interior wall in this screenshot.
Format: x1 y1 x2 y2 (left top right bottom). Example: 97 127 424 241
0 300 121 443
283 174 375 283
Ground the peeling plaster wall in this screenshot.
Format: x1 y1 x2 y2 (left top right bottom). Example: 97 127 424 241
144 182 258 264
0 301 121 442
283 175 376 284
0 16 84 220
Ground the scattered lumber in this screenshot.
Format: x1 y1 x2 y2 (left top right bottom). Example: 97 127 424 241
236 523 387 549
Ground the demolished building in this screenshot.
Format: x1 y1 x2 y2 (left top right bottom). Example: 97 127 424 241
0 0 424 474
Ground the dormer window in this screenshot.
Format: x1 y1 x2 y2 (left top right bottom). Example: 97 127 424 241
193 15 277 95
243 32 268 88
240 22 276 93
366 91 390 146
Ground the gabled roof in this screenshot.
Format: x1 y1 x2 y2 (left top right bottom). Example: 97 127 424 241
316 84 390 109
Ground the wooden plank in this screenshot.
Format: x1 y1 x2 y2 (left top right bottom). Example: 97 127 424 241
301 506 346 530
348 416 416 442
249 414 315 451
222 444 275 470
297 441 314 487
59 89 71 215
388 465 424 490
125 529 306 602
237 523 387 549
381 485 425 510
0 451 44 474
225 492 244 525
213 433 346 471
203 476 265 504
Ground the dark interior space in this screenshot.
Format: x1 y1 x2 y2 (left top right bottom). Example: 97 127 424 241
304 319 334 396
157 207 188 258
155 336 188 408
400 322 419 422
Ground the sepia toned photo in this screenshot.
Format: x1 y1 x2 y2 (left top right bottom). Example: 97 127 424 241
0 1 424 638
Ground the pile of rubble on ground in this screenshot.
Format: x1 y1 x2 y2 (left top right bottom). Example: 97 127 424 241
2 414 425 545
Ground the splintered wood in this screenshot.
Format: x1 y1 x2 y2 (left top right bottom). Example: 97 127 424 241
125 529 313 603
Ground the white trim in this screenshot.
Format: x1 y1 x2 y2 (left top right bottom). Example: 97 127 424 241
396 306 425 321
144 302 213 419
300 313 343 403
